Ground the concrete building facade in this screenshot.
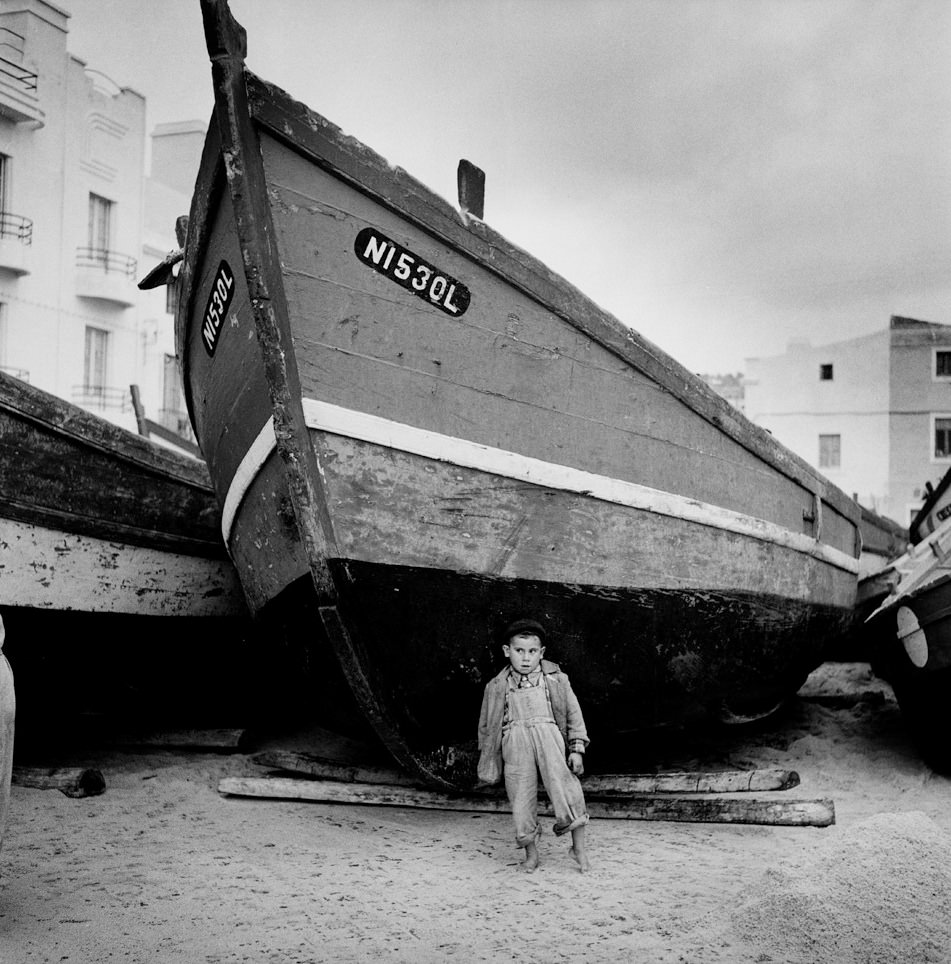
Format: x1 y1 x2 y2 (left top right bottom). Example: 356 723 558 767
0 0 200 440
745 316 951 526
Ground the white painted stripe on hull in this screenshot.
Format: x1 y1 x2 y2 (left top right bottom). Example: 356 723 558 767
221 400 860 576
0 517 246 617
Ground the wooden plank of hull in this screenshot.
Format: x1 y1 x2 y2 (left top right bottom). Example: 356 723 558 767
221 411 857 612
315 431 856 604
0 516 245 617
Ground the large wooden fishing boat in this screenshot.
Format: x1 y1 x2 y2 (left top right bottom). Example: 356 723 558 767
171 0 862 787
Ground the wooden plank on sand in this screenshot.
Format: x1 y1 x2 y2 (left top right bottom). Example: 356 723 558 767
584 770 801 794
111 728 247 750
253 750 800 794
12 766 106 798
218 777 835 827
253 751 419 786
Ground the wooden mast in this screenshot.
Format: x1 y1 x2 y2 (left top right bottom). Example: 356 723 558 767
198 0 454 789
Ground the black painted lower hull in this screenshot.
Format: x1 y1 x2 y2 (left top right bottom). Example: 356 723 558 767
257 559 851 787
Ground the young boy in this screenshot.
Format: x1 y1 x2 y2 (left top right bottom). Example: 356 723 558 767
477 617 590 872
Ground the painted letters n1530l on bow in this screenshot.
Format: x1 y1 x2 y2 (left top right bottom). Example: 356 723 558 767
355 228 470 317
202 260 236 356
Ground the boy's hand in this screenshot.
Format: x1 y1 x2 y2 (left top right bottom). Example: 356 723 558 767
568 752 584 776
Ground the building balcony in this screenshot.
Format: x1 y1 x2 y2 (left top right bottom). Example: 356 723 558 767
0 52 42 127
71 385 132 413
75 247 138 307
0 212 32 275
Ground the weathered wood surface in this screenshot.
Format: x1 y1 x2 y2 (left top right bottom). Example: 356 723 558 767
267 134 856 553
254 750 800 794
296 434 857 602
858 504 909 561
0 516 246 617
456 159 485 219
218 776 835 827
0 370 248 617
12 766 105 798
254 751 419 786
0 371 220 555
111 728 248 750
244 71 861 537
584 770 801 794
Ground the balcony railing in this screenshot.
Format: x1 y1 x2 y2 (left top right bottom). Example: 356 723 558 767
0 212 32 244
71 385 132 412
0 55 36 92
76 247 137 276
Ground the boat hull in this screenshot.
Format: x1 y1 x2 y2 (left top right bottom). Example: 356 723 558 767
0 371 246 618
863 522 951 771
176 14 861 786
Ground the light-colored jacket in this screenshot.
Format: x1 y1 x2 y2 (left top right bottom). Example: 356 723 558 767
476 659 590 785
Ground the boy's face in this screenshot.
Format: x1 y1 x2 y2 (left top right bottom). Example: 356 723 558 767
503 633 545 675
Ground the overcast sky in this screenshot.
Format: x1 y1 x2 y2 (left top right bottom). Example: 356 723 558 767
67 0 950 375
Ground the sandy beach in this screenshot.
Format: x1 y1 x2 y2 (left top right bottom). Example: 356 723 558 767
2 661 950 964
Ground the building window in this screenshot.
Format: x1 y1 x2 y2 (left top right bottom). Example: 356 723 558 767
935 350 951 379
0 154 8 213
819 434 841 469
84 326 109 398
934 416 951 460
88 193 113 261
819 363 833 381
165 280 178 316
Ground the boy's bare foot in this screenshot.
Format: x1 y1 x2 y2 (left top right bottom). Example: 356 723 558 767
569 845 590 873
569 825 590 872
521 841 539 872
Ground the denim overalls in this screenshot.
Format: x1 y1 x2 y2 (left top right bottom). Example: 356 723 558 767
502 673 589 847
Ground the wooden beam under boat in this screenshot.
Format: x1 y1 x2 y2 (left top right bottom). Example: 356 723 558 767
218 776 835 828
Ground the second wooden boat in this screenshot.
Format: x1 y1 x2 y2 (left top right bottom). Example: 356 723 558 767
0 371 254 732
170 1 862 788
863 519 951 771
0 370 244 619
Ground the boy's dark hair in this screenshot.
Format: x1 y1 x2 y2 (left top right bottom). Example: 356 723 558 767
502 618 547 643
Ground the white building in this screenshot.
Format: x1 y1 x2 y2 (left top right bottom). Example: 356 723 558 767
0 0 201 440
745 316 951 526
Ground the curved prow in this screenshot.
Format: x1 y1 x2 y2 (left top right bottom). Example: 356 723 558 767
193 0 456 791
200 0 247 63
